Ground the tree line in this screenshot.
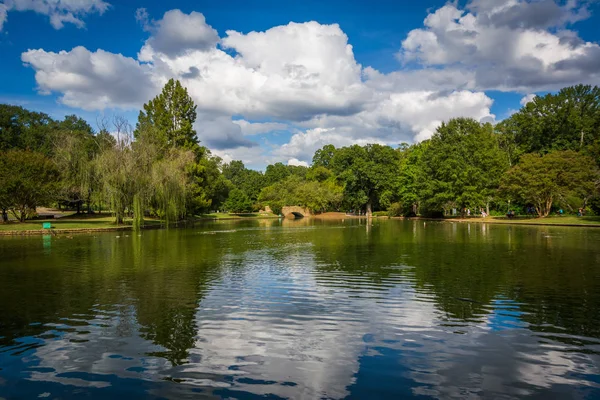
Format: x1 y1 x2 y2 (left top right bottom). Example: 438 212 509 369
1 82 599 225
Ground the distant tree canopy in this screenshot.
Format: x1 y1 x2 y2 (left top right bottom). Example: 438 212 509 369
499 85 600 156
2 83 600 223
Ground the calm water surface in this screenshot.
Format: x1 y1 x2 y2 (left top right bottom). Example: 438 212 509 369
1 219 600 399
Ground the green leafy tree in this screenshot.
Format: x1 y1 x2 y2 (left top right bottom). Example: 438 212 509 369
500 150 600 217
188 154 232 214
0 104 56 155
0 150 60 221
306 166 333 182
224 188 253 213
420 118 508 215
500 85 600 156
264 162 291 186
151 149 194 224
397 142 427 216
135 79 199 151
222 160 266 202
312 144 337 168
332 144 401 215
52 116 98 213
258 175 343 214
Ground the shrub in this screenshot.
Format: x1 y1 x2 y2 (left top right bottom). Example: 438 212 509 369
387 202 404 217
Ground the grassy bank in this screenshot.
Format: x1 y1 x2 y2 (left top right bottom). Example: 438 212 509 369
0 214 162 235
422 215 600 227
485 215 600 226
0 212 280 235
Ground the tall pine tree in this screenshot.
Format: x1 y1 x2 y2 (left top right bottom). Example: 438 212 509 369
135 79 199 151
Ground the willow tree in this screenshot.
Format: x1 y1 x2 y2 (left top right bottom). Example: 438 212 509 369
94 118 146 225
95 144 136 224
151 149 194 225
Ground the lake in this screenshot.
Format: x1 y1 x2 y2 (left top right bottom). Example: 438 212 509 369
1 219 600 399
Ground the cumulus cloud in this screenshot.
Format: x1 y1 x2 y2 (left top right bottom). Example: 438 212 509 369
20 4 600 165
21 46 157 110
0 0 109 31
399 0 600 92
274 127 387 162
137 9 220 57
136 20 370 122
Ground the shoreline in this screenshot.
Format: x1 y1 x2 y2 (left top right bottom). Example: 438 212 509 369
2 214 599 236
388 216 600 228
0 215 283 236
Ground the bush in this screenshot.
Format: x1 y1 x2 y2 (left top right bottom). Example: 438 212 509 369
387 202 404 217
372 211 388 217
588 196 600 216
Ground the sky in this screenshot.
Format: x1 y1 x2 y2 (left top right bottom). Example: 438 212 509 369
1 0 600 169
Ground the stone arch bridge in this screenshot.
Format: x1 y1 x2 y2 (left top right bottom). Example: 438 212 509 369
281 206 311 219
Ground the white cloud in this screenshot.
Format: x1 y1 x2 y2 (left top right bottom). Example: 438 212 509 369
138 19 370 122
0 0 109 31
520 93 537 106
274 127 387 163
19 5 600 166
399 1 600 92
21 46 158 110
138 9 220 58
287 158 309 167
212 146 274 170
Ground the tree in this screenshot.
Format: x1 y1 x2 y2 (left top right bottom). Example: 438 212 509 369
222 160 266 202
224 188 253 213
258 175 343 215
264 162 291 186
397 142 427 216
306 166 333 182
151 149 194 224
312 144 336 168
52 116 97 213
135 79 199 151
95 119 141 224
332 144 400 216
501 85 600 156
0 150 59 222
500 150 600 217
0 104 56 156
419 118 508 215
188 153 231 214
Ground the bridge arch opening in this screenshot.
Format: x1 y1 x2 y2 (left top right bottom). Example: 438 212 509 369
288 211 304 219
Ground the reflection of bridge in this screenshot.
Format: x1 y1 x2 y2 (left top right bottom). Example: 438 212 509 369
281 206 311 219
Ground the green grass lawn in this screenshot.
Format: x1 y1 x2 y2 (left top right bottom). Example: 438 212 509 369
0 214 162 232
487 215 600 225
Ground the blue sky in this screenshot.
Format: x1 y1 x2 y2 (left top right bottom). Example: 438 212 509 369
1 0 599 168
